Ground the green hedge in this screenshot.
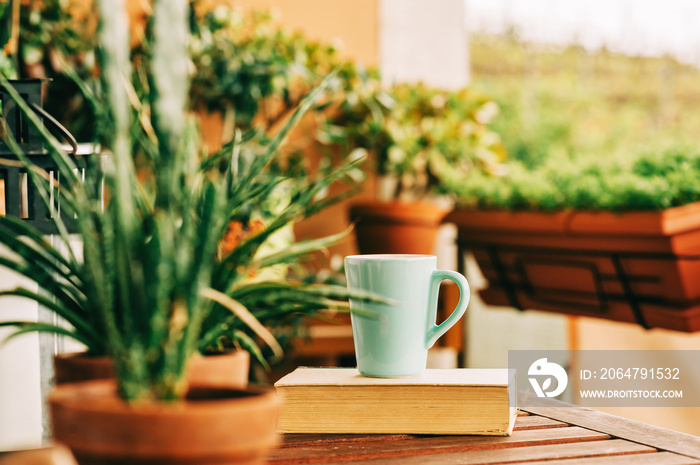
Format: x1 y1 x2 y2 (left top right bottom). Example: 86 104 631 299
445 145 700 212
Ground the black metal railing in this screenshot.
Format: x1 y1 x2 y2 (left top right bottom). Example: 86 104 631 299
1 79 88 234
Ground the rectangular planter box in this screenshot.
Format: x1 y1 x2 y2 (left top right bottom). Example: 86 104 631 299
445 203 700 332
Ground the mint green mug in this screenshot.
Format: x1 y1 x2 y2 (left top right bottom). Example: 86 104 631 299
345 254 470 377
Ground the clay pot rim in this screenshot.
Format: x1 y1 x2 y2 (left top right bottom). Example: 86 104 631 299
446 201 700 236
49 379 275 416
55 348 249 363
350 200 450 225
345 253 436 261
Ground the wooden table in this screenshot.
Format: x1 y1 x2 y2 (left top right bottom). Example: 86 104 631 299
267 402 700 464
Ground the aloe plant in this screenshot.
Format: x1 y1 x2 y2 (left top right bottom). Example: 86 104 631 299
0 0 370 401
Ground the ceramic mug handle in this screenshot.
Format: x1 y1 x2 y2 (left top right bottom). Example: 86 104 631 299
425 270 470 348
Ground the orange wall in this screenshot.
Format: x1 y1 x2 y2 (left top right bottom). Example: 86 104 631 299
227 0 378 68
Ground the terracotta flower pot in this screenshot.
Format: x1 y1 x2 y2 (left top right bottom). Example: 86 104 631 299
50 380 279 465
446 202 700 332
54 350 250 388
188 350 251 389
349 201 449 255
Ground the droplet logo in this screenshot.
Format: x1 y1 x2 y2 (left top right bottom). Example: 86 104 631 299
528 358 568 398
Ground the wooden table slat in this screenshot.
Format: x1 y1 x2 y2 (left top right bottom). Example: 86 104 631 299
523 405 700 460
279 415 566 448
513 416 568 431
268 427 610 464
280 434 415 448
520 451 700 465
337 439 655 465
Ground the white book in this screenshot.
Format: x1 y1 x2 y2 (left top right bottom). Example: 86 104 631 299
274 367 517 436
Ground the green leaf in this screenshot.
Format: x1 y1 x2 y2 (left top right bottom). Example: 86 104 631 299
0 255 86 316
232 329 269 371
0 288 101 351
0 321 94 348
254 226 351 269
201 288 283 359
0 216 81 284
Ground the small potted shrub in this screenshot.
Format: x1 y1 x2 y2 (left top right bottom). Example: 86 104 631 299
320 76 506 254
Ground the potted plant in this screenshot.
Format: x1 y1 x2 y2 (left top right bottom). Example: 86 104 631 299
320 77 506 254
1 0 369 388
0 0 372 462
29 140 366 387
442 145 700 332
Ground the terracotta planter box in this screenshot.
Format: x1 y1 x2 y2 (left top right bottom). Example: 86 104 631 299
445 203 700 332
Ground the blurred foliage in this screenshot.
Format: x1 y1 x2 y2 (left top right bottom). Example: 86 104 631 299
188 6 340 132
9 3 700 211
1 1 505 202
320 77 507 200
383 83 506 199
446 145 700 211
445 33 700 211
0 1 17 78
0 1 343 138
2 0 97 139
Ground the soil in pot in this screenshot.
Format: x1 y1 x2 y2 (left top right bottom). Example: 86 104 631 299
49 380 279 465
54 353 116 385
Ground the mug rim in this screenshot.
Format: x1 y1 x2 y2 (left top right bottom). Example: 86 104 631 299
345 254 436 261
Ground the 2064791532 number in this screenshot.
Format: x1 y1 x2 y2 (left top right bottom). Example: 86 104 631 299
600 367 680 380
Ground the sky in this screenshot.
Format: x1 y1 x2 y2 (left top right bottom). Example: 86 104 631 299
464 0 700 66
